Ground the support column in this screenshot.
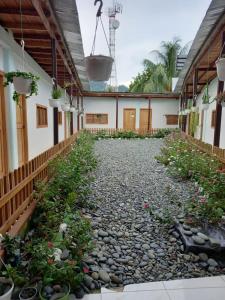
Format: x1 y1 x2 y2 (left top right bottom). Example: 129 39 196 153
81 95 84 129
193 68 198 106
77 94 80 131
116 96 119 129
148 97 151 131
214 32 225 147
51 38 58 145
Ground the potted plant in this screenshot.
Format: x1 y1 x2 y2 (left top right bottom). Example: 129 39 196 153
49 88 63 108
85 55 114 81
202 83 210 110
4 71 39 104
61 104 70 112
19 287 37 300
0 277 14 300
216 55 225 81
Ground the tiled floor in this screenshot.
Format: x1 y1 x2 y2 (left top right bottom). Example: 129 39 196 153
83 276 225 300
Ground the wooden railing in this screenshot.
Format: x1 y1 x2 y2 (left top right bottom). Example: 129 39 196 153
183 133 225 164
0 133 77 236
85 128 167 135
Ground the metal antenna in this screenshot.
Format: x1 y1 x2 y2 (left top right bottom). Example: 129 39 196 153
107 0 122 91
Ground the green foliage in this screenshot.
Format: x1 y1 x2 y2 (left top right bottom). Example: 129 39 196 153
189 112 199 136
156 134 225 223
93 129 175 140
4 71 39 104
1 132 97 290
51 88 62 99
129 37 186 92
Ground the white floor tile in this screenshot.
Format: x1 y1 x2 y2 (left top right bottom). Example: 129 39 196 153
83 294 102 300
101 290 170 300
164 276 225 290
123 281 164 292
167 287 225 300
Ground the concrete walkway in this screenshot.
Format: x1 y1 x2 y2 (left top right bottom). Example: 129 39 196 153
83 276 225 300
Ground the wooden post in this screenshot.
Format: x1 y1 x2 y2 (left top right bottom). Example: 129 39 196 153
148 98 151 131
77 94 80 131
81 95 84 130
193 68 198 106
51 38 58 145
214 32 225 147
116 96 119 129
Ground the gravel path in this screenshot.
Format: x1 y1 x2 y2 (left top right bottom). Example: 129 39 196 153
83 139 222 289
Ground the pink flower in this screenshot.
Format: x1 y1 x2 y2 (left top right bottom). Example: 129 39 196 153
83 267 89 273
144 203 149 209
199 196 206 204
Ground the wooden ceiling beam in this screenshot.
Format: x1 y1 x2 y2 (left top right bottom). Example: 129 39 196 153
0 22 47 31
24 40 51 48
31 0 77 89
0 7 50 17
14 33 52 40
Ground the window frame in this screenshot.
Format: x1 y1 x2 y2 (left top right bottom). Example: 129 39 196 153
36 104 48 128
165 114 178 125
85 113 108 125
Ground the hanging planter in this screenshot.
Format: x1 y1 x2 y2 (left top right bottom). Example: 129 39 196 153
4 71 39 104
85 55 114 81
85 0 114 82
70 106 77 113
191 106 197 112
216 58 225 81
184 109 191 114
202 103 209 110
61 104 70 112
49 88 63 108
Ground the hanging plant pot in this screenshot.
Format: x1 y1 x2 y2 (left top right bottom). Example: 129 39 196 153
0 277 14 300
70 107 77 113
61 104 70 112
13 77 32 94
19 287 37 300
184 109 191 114
49 99 62 108
216 58 225 81
221 101 225 107
85 55 114 81
202 103 209 110
191 106 197 112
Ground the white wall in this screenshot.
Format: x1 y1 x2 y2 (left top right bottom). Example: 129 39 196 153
151 98 179 128
83 96 179 129
0 26 68 168
83 97 116 128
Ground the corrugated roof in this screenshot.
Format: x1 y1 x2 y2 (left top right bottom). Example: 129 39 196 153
52 0 90 91
174 0 225 93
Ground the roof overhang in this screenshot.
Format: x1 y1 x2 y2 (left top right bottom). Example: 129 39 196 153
83 91 179 99
175 0 225 95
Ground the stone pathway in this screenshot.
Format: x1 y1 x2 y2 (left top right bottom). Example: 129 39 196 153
82 139 224 290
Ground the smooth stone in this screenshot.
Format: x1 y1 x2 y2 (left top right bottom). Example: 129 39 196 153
199 253 208 262
99 270 110 283
192 236 205 245
183 224 191 230
142 244 150 250
207 258 218 267
183 230 193 236
91 272 99 280
98 230 108 237
84 275 93 289
61 249 70 260
110 274 122 284
191 228 198 234
197 232 209 241
107 258 114 265
209 238 221 248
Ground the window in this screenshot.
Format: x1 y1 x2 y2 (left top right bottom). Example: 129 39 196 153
36 105 48 128
58 112 62 125
211 110 216 128
86 113 108 124
165 115 178 125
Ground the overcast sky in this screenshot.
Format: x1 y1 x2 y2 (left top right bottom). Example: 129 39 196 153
76 0 212 87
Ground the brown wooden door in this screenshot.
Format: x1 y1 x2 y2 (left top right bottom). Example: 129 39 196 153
0 73 8 177
139 108 152 131
16 96 28 166
123 108 136 130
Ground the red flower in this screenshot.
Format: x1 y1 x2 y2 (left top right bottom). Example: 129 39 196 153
144 203 149 209
83 266 89 273
48 241 54 248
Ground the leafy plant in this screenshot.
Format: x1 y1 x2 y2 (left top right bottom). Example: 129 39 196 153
51 88 63 99
4 71 39 104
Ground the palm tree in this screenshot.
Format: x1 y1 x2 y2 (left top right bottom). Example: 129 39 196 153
129 37 186 92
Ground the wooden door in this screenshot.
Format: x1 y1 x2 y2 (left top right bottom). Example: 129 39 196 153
200 110 204 140
16 96 28 166
0 73 8 177
123 109 136 130
139 108 152 132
